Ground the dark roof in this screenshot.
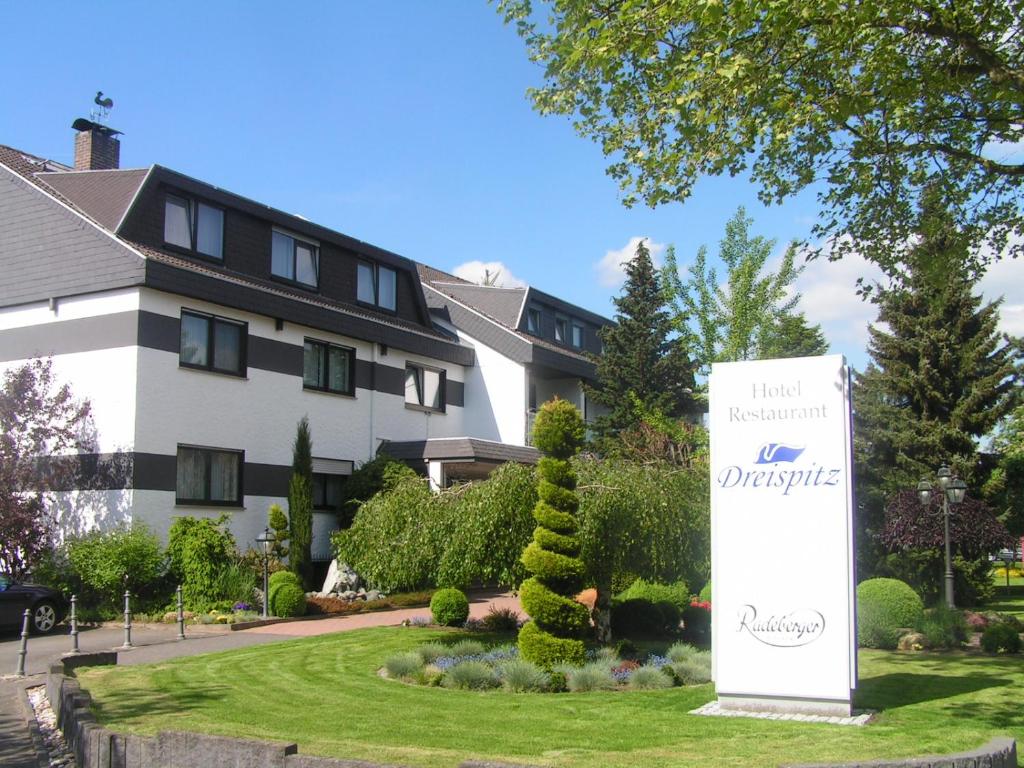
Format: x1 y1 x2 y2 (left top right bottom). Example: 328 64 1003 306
431 283 526 328
416 262 472 286
380 437 540 464
0 145 71 179
0 164 145 308
37 168 149 230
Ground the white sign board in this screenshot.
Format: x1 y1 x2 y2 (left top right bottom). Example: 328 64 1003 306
709 355 856 716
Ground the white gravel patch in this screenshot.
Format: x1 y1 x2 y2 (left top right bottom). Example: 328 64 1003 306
690 700 873 726
26 685 75 767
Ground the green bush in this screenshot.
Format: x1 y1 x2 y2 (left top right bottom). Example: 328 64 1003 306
518 620 586 669
269 570 301 590
436 462 537 589
563 662 616 692
448 639 486 657
698 581 712 603
629 665 673 690
166 515 236 611
916 605 968 649
65 524 166 614
531 399 586 458
415 643 450 664
430 588 469 626
666 642 702 664
482 606 521 633
384 652 425 679
212 562 257 606
617 578 689 611
610 598 679 638
270 582 306 618
442 661 500 690
499 659 550 692
857 578 924 649
671 652 712 685
980 623 1022 653
519 400 587 668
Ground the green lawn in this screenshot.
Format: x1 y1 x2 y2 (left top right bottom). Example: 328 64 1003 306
77 627 1023 768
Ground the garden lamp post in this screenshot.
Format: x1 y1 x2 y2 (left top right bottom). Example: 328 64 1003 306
256 527 274 619
916 465 967 609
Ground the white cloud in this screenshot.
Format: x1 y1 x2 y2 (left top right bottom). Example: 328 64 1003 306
450 260 528 289
792 243 885 360
595 236 666 288
978 255 1024 336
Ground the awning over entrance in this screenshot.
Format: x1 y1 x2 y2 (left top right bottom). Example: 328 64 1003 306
378 437 540 484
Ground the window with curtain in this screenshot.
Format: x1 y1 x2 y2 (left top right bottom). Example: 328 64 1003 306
405 364 445 412
303 339 355 395
271 230 319 288
179 310 246 376
164 193 223 259
311 473 346 511
175 446 243 505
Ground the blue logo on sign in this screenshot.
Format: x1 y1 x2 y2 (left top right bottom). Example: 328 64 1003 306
755 443 805 464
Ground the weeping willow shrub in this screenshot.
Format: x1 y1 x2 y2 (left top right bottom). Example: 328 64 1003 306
576 457 710 642
436 462 537 588
332 472 457 592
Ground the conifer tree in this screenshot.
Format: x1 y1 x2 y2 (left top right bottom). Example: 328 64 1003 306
855 198 1022 576
518 399 588 668
588 240 696 443
289 417 314 589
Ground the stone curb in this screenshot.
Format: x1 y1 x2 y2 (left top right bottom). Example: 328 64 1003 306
15 675 51 768
780 736 1018 768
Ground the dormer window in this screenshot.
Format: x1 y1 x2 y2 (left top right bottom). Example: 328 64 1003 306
571 322 584 349
272 230 319 288
357 261 397 311
526 307 541 334
164 194 223 260
555 315 568 344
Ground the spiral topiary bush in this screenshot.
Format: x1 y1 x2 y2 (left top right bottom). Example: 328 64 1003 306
856 577 924 649
518 399 588 669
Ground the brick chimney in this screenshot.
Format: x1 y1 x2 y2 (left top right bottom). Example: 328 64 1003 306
71 118 122 170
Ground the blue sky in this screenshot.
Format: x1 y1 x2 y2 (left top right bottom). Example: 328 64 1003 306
2 1 1020 371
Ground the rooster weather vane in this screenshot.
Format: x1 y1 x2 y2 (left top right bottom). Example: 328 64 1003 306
91 91 114 123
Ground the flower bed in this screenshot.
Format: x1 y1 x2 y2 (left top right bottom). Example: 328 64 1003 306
382 638 711 692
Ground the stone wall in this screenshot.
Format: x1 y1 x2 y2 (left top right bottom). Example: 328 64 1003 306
781 738 1018 768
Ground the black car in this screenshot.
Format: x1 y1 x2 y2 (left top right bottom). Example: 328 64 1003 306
0 574 67 633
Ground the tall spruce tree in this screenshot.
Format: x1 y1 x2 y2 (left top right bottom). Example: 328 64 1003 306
289 416 315 589
588 240 696 443
854 200 1022 577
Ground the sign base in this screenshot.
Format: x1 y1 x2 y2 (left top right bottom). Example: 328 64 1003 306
718 693 852 718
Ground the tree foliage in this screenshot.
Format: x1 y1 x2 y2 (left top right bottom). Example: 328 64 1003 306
167 514 236 611
983 403 1024 537
499 0 1024 275
289 417 314 589
576 455 710 641
854 198 1022 579
268 503 290 560
0 359 91 578
663 207 825 380
882 490 1012 555
65 523 165 611
587 239 696 442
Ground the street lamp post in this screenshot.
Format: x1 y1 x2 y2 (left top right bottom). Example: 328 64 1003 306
256 528 274 619
916 465 967 609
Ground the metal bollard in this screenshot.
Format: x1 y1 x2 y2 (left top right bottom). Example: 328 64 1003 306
121 589 134 649
15 609 30 676
68 595 80 654
176 585 186 640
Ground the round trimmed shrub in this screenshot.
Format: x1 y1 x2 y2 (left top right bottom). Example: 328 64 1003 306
269 570 301 589
980 623 1022 654
857 578 924 649
270 582 306 618
617 578 689 611
430 588 469 626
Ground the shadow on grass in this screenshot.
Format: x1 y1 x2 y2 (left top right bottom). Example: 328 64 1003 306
87 681 231 726
855 671 1010 711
